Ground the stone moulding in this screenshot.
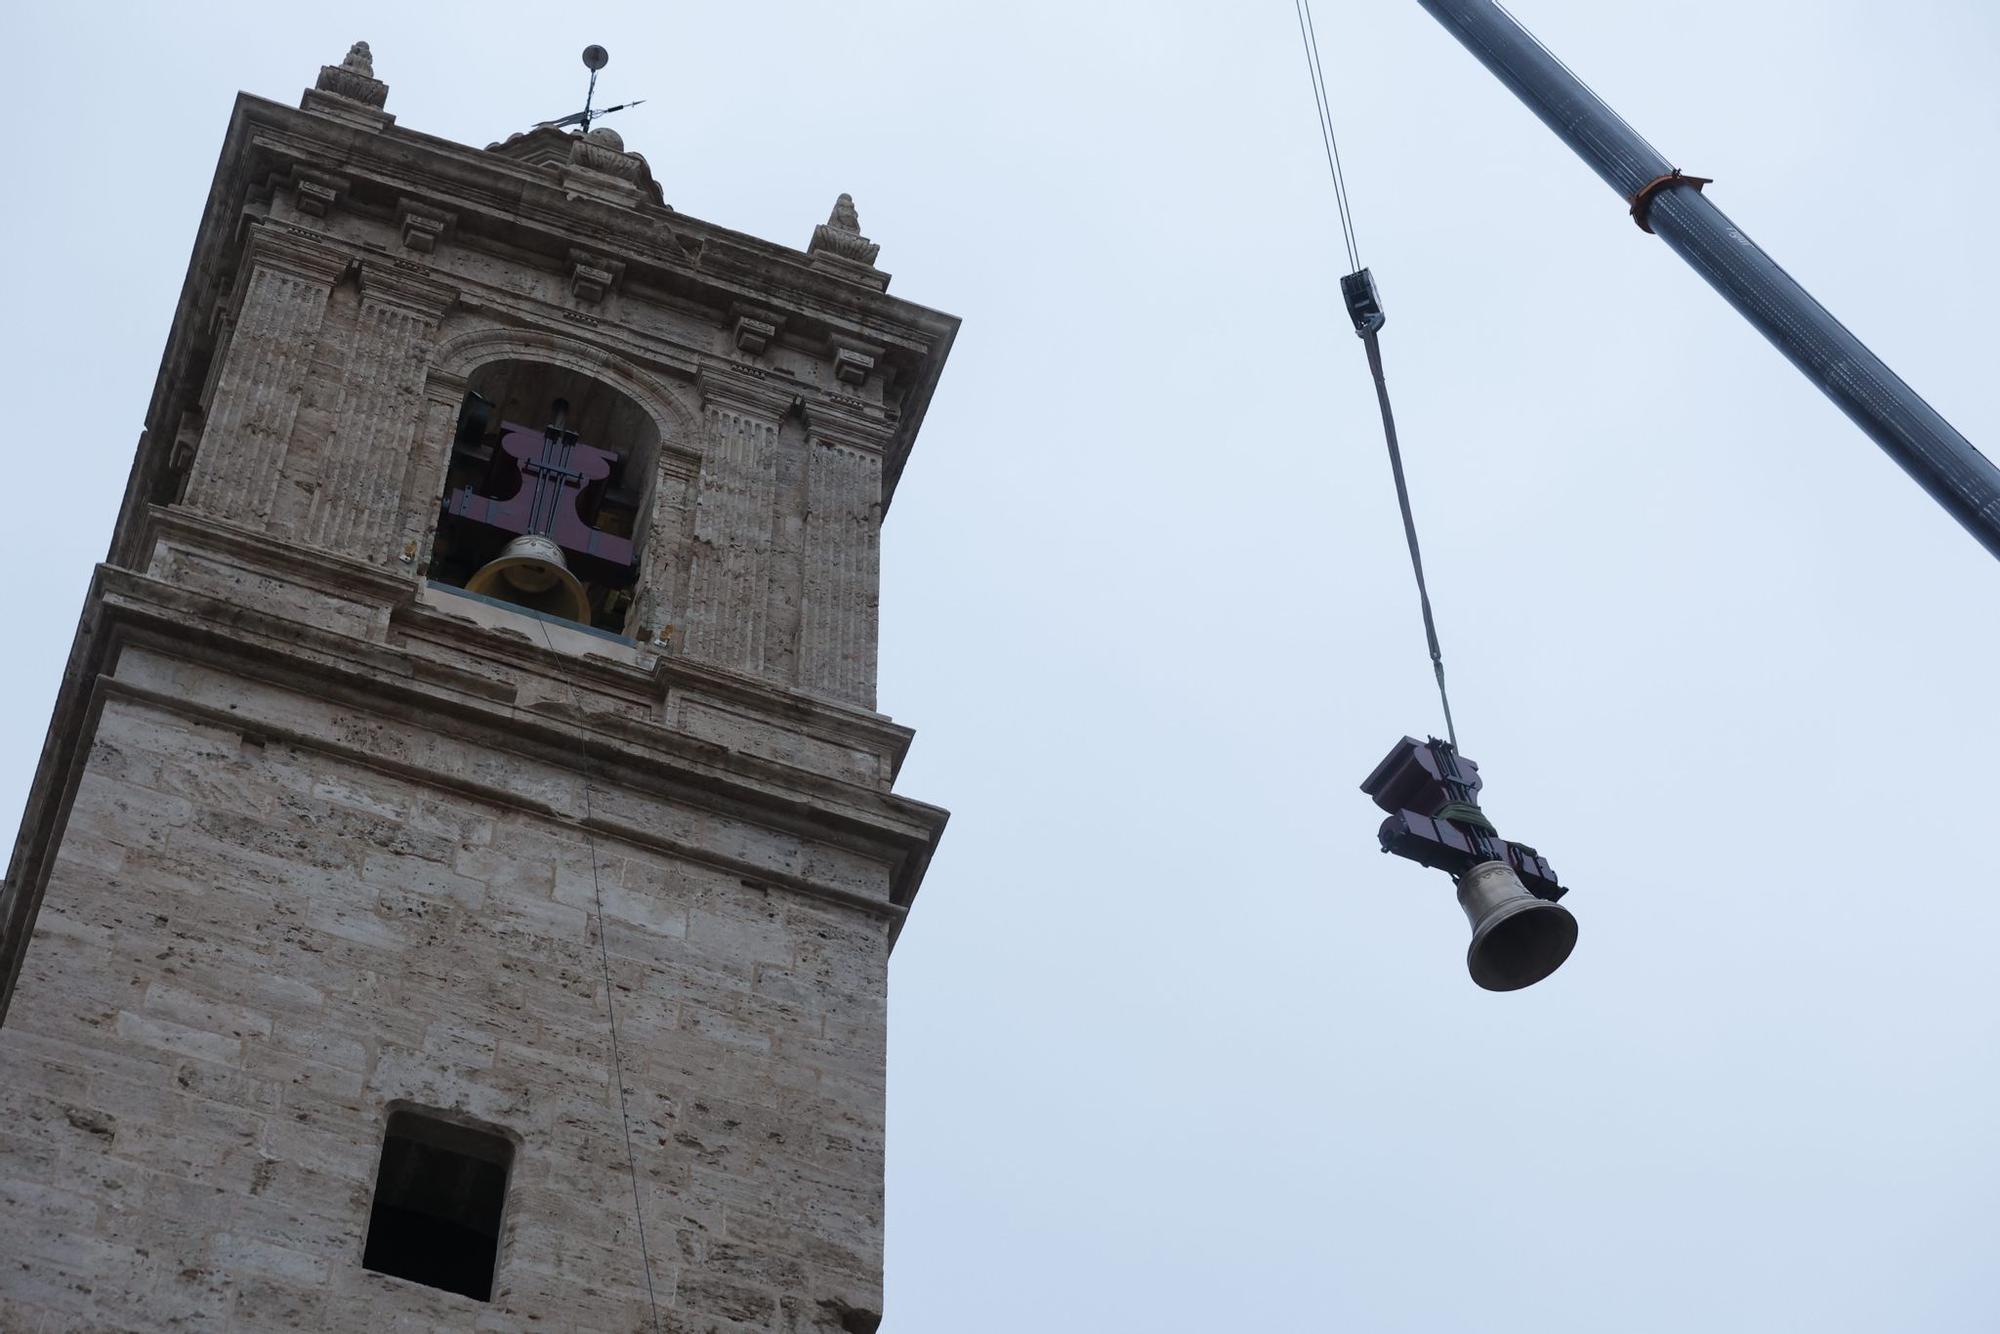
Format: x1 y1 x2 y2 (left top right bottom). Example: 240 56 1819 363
357 259 461 319
144 505 920 785
696 362 815 421
428 323 700 443
240 217 351 284
0 533 944 1022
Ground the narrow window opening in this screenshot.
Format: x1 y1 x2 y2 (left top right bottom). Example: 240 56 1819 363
362 1109 513 1302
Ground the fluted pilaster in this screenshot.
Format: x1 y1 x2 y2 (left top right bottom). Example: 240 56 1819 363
183 233 345 526
800 440 883 707
304 280 450 561
680 405 780 673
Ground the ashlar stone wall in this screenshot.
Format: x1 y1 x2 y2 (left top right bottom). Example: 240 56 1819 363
0 659 891 1332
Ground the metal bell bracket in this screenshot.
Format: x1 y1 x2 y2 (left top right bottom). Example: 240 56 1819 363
1359 736 1567 901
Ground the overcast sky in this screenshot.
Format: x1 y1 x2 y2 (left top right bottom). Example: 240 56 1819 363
4 2 1998 1330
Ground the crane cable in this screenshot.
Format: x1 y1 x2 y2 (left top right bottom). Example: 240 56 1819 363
1293 0 1460 750
1293 0 1361 274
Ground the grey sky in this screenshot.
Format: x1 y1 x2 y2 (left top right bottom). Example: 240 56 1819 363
5 2 1997 1330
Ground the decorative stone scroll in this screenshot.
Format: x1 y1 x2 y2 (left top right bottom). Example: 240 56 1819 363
484 125 666 208
314 41 388 109
808 194 881 266
807 194 889 292
304 41 392 130
570 127 643 182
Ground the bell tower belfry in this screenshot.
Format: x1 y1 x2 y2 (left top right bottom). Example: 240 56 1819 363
0 43 953 1332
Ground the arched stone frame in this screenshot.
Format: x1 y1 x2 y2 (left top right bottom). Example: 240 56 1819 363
403 321 704 639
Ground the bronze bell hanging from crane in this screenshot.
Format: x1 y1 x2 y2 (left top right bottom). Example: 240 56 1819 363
1361 736 1577 991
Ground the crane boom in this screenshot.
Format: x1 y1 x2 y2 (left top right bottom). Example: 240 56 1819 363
1416 0 2000 561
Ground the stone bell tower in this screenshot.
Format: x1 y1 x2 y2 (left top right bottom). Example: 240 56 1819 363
0 43 953 1332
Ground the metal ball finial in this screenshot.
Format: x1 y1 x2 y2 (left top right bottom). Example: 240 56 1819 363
582 45 609 71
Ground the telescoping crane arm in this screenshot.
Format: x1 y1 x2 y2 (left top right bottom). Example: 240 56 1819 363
1415 0 2000 562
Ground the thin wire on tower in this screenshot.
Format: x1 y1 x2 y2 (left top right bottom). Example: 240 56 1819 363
1291 0 1462 750
532 618 665 1334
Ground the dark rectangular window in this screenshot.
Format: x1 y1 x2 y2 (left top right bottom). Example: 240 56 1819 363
362 1108 512 1302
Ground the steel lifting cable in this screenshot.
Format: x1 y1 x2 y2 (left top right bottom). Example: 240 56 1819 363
1294 0 1360 273
1292 0 1460 749
1361 330 1459 750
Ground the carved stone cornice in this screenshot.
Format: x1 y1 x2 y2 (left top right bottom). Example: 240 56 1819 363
697 362 806 420
803 412 890 457
241 221 352 285
0 543 942 1018
358 259 460 320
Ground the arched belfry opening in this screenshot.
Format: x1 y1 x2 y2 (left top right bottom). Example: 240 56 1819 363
427 359 661 634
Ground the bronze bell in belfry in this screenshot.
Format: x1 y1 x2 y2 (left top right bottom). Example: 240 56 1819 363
1457 860 1577 992
464 533 592 624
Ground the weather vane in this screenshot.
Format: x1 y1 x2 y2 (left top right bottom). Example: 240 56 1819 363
534 45 645 134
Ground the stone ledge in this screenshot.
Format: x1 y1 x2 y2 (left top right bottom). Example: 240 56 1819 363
0 557 946 1022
